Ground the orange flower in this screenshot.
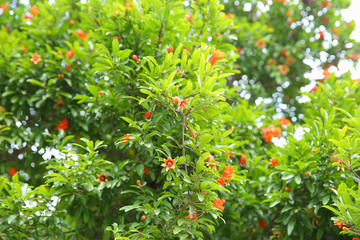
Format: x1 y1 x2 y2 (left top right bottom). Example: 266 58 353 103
323 66 331 79
30 5 39 16
96 173 108 182
168 46 174 53
132 55 139 61
179 99 189 112
277 65 289 75
122 134 131 144
65 65 71 71
24 14 32 20
171 96 181 105
136 180 141 186
186 13 193 22
311 85 318 92
264 134 272 142
224 13 232 19
240 153 246 166
185 210 198 220
236 47 243 54
226 152 235 159
261 125 281 142
285 187 290 192
311 149 317 153
205 155 219 170
21 45 28 52
322 17 329 23
267 58 277 66
281 49 287 57
56 119 68 131
98 91 103 95
342 227 348 231
75 29 88 41
213 199 225 210
286 11 291 17
1 3 9 13
286 56 295 65
273 127 281 136
319 31 325 39
270 158 278 166
259 219 266 229
70 20 75 25
347 53 359 61
305 172 310 177
125 2 132 10
279 117 290 126
256 40 266 49
321 1 332 7
144 111 151 119
31 53 41 65
141 215 146 220
65 49 74 58
352 238 360 240
176 68 182 75
223 165 234 182
217 177 225 186
210 49 225 66
143 167 149 175
332 28 338 36
161 157 176 172
9 167 17 177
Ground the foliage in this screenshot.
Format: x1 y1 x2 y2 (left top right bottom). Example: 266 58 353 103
1 0 360 239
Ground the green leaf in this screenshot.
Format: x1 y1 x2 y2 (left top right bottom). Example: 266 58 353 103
121 117 139 129
27 79 45 87
14 183 22 197
7 214 17 224
119 204 140 212
269 199 281 208
196 157 205 174
173 226 183 234
287 217 296 235
87 85 98 96
198 134 213 147
294 175 302 185
306 181 314 194
322 195 330 205
112 39 119 56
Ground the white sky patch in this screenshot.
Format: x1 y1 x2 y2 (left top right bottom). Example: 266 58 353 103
272 137 287 148
294 126 310 141
342 0 360 42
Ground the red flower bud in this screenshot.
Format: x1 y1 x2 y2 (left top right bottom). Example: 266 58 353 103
132 55 139 61
144 111 151 119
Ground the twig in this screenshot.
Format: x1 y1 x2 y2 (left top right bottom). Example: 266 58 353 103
155 20 164 58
